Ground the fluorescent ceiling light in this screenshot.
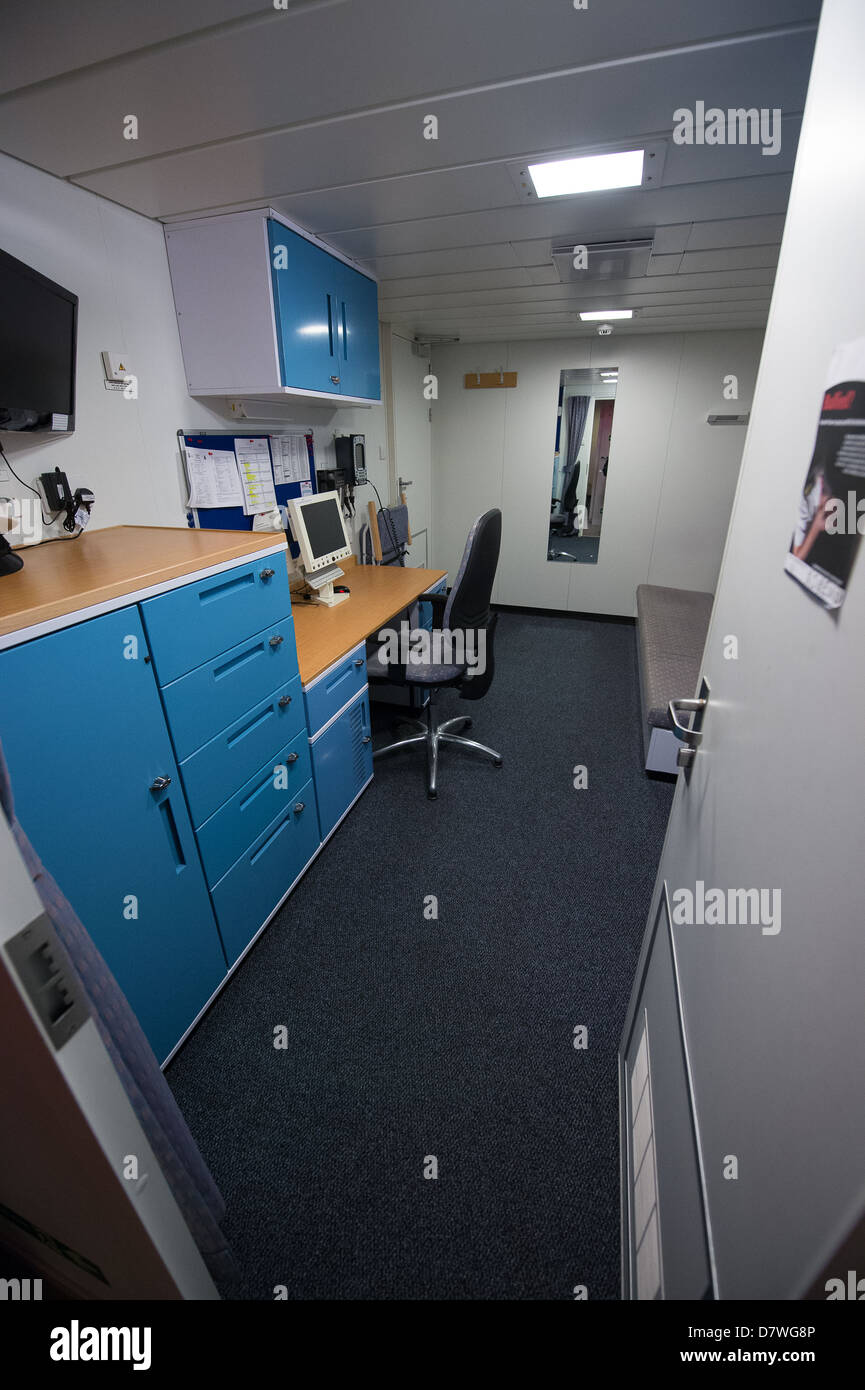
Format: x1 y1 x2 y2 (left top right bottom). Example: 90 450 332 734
580 309 634 321
527 149 644 198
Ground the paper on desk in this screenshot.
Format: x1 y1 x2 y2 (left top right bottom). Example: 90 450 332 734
235 437 277 514
185 447 244 508
271 433 310 486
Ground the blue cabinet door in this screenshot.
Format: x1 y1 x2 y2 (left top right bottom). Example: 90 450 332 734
0 609 227 1064
333 258 380 400
309 688 374 840
268 220 343 394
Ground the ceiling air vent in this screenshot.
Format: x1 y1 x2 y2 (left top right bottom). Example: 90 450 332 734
551 239 653 284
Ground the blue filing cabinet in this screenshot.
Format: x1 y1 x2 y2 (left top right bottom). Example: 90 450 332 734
0 608 226 1066
303 643 374 841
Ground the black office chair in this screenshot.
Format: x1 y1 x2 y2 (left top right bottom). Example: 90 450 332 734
369 508 502 798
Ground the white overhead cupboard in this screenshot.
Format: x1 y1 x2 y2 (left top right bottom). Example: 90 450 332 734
165 209 381 406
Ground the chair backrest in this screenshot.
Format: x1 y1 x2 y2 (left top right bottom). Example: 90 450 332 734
443 508 502 631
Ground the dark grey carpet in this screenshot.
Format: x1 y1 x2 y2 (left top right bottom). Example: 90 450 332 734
166 609 674 1300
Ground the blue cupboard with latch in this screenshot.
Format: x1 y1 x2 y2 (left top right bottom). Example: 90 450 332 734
0 540 374 1065
165 208 381 405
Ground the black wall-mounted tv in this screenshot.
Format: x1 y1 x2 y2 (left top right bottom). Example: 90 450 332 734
0 248 77 433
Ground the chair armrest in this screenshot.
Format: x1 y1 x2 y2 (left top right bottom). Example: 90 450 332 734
422 590 449 626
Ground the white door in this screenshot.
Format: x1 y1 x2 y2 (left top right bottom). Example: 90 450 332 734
623 0 865 1301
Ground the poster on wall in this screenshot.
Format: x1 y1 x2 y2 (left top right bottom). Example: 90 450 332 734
784 337 865 610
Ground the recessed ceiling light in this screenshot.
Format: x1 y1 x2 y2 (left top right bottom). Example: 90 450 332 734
527 149 644 198
580 309 634 321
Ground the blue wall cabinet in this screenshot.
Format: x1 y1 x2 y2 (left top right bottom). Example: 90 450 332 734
165 208 380 405
0 609 226 1065
309 688 374 841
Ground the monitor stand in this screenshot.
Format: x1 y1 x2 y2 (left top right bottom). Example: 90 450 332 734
304 564 348 606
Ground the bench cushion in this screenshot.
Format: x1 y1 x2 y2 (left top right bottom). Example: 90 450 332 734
636 585 713 730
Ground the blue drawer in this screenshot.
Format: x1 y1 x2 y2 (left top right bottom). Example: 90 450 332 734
141 554 291 684
310 687 373 840
303 642 367 735
211 777 320 967
161 617 299 760
196 727 313 887
180 674 304 827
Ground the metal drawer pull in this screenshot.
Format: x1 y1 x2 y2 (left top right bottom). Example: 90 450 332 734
353 657 364 667
286 751 298 763
260 568 275 581
294 802 305 814
150 775 171 791
362 736 371 745
278 694 292 707
270 635 284 648
668 697 708 747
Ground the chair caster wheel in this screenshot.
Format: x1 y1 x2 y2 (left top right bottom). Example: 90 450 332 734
427 789 438 800
493 758 503 768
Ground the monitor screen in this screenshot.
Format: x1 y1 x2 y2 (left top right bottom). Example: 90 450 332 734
0 249 77 431
301 496 348 559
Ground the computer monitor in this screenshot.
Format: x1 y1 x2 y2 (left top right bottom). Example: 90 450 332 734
286 490 353 605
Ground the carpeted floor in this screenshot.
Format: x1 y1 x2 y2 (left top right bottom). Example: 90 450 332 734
166 609 674 1300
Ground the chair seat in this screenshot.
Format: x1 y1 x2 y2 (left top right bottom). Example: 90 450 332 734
366 644 465 686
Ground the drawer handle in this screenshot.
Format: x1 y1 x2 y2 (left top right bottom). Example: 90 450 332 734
294 801 305 814
362 736 371 745
286 751 299 763
278 694 292 708
270 635 284 648
260 567 275 581
150 775 172 791
353 657 364 667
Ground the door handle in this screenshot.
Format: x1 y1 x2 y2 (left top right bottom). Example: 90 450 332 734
150 775 172 791
330 375 340 385
668 697 707 747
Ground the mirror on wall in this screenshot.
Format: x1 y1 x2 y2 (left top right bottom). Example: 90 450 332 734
548 367 617 564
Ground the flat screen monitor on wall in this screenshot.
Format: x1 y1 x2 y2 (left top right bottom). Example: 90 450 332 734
0 248 77 433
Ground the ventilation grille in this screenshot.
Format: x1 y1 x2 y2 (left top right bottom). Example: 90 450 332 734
551 238 653 284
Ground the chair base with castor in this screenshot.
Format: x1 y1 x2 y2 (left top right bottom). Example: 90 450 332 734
375 695 502 798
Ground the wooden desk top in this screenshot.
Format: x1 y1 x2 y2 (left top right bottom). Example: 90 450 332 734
0 525 287 641
291 559 447 684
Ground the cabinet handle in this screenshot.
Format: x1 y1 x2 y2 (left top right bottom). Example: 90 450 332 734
150 775 172 791
353 657 364 667
270 635 284 648
278 694 292 707
286 751 298 763
294 802 305 814
330 375 340 385
260 567 275 581
362 736 371 745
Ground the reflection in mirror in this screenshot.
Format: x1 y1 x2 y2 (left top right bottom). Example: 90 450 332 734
548 367 616 564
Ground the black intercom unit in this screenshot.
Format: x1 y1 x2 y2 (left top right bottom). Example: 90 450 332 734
334 434 367 485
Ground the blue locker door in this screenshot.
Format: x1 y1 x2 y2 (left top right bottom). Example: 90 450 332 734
268 220 342 394
309 690 374 840
333 259 380 400
0 609 227 1063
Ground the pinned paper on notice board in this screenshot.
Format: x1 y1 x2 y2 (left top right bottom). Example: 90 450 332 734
271 434 310 486
185 447 244 509
235 437 278 515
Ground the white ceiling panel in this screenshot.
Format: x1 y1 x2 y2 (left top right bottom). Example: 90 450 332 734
0 0 819 339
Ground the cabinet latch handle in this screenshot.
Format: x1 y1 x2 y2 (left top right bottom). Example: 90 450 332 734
270 635 284 648
150 775 171 791
260 568 275 581
353 657 364 667
286 751 298 763
330 375 340 385
294 802 305 814
278 694 292 707
362 736 371 745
